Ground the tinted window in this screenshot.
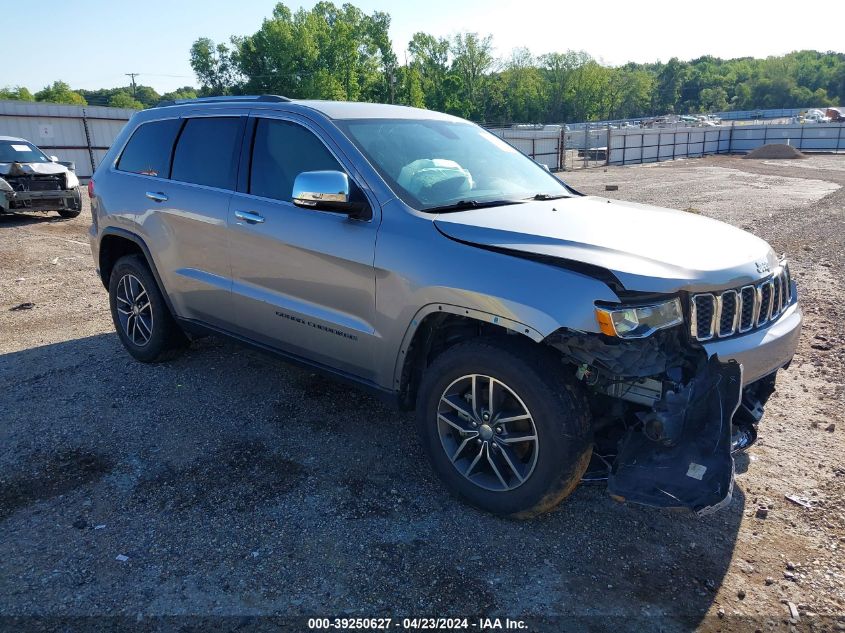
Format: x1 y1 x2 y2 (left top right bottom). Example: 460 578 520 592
171 117 242 190
117 118 181 177
250 119 342 202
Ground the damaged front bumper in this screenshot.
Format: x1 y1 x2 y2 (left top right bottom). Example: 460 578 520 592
548 306 800 514
607 355 742 515
702 301 802 386
0 188 81 213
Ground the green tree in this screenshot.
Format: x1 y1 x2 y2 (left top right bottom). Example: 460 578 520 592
654 58 688 113
449 32 495 119
160 87 199 101
34 81 87 105
190 37 239 95
133 85 161 108
0 86 34 101
227 2 395 102
108 92 145 109
408 32 450 111
497 48 546 122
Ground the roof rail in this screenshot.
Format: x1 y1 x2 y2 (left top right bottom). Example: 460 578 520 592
155 95 292 108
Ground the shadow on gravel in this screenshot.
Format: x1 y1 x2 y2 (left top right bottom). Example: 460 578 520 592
0 450 113 520
0 212 71 227
131 440 307 513
1 334 744 628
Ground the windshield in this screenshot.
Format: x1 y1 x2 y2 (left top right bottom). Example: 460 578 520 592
337 119 571 211
0 140 50 164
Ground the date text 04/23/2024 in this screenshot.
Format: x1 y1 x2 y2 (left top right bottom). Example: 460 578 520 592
307 617 528 630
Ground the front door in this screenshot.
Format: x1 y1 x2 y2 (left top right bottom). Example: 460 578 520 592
226 114 380 382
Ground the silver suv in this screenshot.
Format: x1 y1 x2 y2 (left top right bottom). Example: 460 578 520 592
89 96 802 517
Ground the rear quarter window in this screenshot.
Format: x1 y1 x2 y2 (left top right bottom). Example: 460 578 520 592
171 117 243 190
116 118 181 178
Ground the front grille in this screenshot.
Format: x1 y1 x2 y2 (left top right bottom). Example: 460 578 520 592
8 175 63 192
690 266 793 341
692 294 715 339
739 286 755 331
718 290 737 336
29 177 62 192
758 282 772 326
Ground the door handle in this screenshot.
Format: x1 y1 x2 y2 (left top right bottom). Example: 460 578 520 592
235 210 265 224
145 191 168 203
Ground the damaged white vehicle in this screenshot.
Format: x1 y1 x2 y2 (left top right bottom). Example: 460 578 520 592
0 136 82 218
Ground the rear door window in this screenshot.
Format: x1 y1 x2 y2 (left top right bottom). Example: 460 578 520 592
249 119 343 202
171 117 243 190
117 118 181 177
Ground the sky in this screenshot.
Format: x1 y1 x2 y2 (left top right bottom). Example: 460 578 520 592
4 0 843 95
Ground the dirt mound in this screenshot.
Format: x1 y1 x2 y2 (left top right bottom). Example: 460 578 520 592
744 143 806 159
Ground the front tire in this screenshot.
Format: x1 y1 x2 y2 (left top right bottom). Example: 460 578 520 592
416 338 592 518
58 187 82 218
108 255 187 362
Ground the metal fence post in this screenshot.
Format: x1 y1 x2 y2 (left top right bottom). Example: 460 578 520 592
81 108 95 175
558 127 564 171
654 130 660 162
837 123 843 153
621 128 627 166
728 122 734 154
583 122 589 169
605 124 611 166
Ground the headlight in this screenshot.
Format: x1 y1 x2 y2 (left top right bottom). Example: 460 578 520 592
594 298 683 338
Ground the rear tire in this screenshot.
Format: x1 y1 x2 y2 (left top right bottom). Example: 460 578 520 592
108 254 187 362
416 338 592 518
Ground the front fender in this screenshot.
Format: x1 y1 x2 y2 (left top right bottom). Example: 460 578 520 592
372 200 621 389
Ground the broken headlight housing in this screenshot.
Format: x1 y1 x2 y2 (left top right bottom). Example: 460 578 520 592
595 298 683 339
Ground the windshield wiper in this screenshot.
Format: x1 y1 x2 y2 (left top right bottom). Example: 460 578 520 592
425 199 525 213
528 193 570 201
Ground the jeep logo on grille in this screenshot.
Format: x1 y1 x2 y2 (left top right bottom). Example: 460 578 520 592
755 260 770 274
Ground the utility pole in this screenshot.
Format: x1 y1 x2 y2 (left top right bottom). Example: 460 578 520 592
126 73 139 99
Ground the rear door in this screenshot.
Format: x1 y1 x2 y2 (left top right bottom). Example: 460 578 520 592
113 112 247 328
226 113 380 381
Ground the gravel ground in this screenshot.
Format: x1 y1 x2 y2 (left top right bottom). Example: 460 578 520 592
1 155 844 632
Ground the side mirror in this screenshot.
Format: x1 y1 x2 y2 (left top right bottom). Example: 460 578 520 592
536 161 551 172
59 160 76 171
292 170 368 218
49 155 59 162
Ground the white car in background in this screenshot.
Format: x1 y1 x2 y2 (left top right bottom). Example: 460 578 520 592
0 136 82 218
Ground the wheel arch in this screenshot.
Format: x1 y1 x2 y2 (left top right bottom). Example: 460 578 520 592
98 227 177 317
394 303 546 410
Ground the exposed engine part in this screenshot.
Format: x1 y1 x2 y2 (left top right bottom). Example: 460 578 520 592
547 328 689 378
736 372 777 424
607 355 742 514
581 451 615 482
604 377 663 407
577 363 665 407
731 423 758 452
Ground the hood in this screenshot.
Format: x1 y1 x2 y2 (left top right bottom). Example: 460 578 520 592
433 196 778 294
0 161 78 188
